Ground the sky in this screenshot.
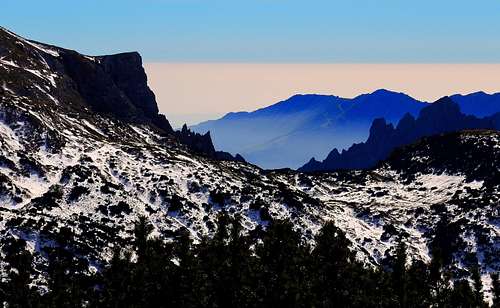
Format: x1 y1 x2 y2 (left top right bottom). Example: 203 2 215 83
3 0 500 126
3 0 500 63
145 63 500 127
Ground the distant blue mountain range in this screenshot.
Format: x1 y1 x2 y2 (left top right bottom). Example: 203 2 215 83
299 97 500 172
191 90 500 169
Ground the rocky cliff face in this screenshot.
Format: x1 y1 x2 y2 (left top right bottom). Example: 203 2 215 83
175 124 245 162
0 26 242 160
100 52 159 117
0 27 172 131
58 50 170 128
300 97 500 172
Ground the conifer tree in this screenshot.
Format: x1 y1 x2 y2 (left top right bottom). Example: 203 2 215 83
43 226 90 307
96 247 134 308
448 280 476 307
470 260 485 307
134 215 154 262
2 238 39 308
312 221 354 307
491 273 500 308
255 219 311 307
406 260 431 308
391 239 408 308
171 227 202 307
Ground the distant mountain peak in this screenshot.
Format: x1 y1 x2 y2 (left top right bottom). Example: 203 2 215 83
371 88 401 95
220 111 250 120
453 90 490 98
417 96 462 122
353 88 415 101
191 89 427 168
433 95 454 103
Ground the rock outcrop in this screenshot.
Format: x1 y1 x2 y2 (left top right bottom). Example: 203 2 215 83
175 124 245 162
0 26 243 159
300 97 500 172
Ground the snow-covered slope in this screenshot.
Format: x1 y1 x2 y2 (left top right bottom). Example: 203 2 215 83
0 27 498 297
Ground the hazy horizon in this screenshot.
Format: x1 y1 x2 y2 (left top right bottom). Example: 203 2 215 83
145 63 500 127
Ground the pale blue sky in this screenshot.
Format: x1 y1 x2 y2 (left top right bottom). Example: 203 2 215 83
3 0 500 62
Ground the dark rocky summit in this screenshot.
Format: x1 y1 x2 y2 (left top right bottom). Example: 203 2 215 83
300 97 500 172
0 27 172 131
99 52 160 118
176 124 216 156
59 50 167 125
215 151 246 163
175 124 245 162
0 26 240 160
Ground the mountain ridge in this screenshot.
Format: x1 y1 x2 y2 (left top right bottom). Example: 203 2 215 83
192 89 428 169
192 89 500 169
0 26 243 162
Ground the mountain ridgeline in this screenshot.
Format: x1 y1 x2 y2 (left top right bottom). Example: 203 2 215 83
299 97 500 172
192 90 500 169
192 90 427 169
0 26 241 162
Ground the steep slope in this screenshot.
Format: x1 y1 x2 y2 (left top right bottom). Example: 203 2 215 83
0 27 173 132
0 28 498 297
0 109 497 293
0 26 242 162
300 97 500 172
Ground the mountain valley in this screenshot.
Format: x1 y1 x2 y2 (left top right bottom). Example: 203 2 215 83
0 27 498 305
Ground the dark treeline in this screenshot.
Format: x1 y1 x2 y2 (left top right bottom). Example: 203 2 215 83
1 214 499 308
